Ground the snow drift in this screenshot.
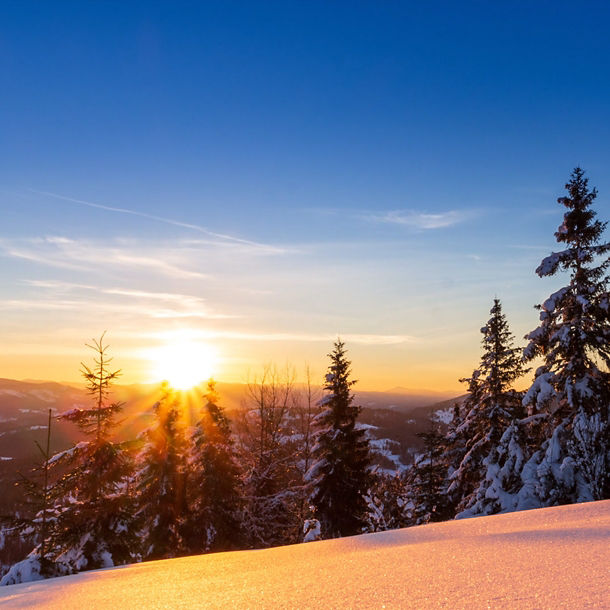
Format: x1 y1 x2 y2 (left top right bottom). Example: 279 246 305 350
1 500 608 608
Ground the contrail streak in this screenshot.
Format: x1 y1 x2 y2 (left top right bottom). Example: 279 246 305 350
28 189 282 252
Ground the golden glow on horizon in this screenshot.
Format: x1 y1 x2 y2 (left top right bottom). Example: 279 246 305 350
0 332 476 394
150 337 218 390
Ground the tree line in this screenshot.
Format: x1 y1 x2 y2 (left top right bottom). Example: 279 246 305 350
1 167 608 585
1 337 373 584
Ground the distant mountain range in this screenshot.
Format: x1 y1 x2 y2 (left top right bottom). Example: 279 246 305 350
384 385 457 397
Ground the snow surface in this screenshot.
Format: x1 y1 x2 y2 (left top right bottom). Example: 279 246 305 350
1 501 608 608
432 407 454 424
368 437 404 471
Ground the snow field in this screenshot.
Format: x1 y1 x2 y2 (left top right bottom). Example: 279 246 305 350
1 500 608 609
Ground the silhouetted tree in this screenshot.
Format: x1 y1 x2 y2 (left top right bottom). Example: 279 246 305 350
449 299 527 516
186 380 243 553
408 424 451 524
47 334 137 572
135 384 188 560
308 340 371 538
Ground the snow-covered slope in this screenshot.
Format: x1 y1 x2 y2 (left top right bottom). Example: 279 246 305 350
1 501 608 608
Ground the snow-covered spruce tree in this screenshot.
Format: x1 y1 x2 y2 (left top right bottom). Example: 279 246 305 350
185 380 243 553
438 401 467 517
468 416 534 515
408 425 452 524
449 299 527 517
308 340 372 538
47 334 137 573
366 471 413 532
521 168 610 504
135 384 188 560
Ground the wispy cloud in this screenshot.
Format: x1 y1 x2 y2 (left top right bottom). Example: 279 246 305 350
0 299 88 311
366 209 471 230
150 329 414 345
112 253 206 279
1 236 207 279
17 280 237 320
3 243 88 272
0 297 233 321
25 280 206 308
23 279 94 291
28 189 286 254
508 244 553 251
103 288 203 305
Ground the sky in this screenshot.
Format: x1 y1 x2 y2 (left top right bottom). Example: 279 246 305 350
1 1 609 392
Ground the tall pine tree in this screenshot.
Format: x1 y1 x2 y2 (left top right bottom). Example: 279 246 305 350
186 380 243 553
522 168 610 504
308 340 371 538
449 299 527 517
408 424 451 524
48 334 137 572
135 384 188 560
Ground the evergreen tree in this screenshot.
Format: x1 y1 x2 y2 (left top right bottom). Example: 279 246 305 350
48 334 137 572
135 384 188 560
308 340 371 538
522 168 610 504
468 419 529 514
449 299 527 516
366 471 413 532
408 425 451 524
440 401 466 517
186 380 243 553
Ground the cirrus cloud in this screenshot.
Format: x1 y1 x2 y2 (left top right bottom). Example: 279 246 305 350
367 209 472 230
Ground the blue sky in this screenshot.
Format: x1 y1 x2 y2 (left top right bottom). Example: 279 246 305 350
1 2 609 390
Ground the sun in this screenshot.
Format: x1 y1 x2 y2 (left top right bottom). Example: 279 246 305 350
151 338 218 390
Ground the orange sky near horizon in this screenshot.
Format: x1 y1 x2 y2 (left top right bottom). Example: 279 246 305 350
0 322 537 395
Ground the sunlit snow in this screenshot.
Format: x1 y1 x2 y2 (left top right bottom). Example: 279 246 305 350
1 501 608 608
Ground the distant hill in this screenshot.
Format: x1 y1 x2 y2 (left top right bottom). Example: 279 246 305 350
407 394 468 423
0 378 462 511
0 379 166 511
384 386 457 398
